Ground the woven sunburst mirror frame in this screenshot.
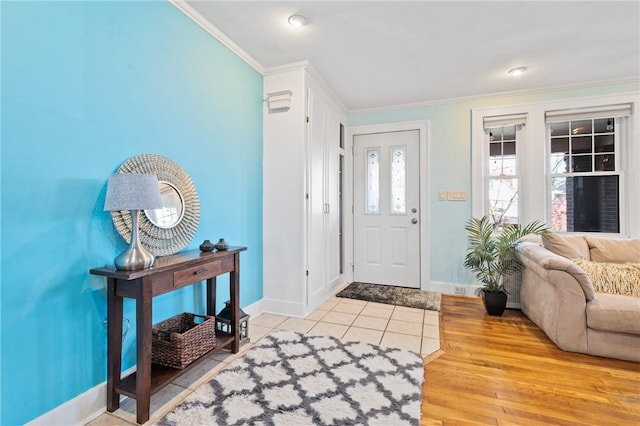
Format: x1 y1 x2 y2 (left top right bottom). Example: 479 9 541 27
110 154 200 256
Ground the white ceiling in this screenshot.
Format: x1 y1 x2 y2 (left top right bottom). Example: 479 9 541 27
183 1 640 111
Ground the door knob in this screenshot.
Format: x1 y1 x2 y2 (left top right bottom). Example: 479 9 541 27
411 218 418 224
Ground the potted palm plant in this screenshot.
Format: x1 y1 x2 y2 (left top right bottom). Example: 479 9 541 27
463 216 549 316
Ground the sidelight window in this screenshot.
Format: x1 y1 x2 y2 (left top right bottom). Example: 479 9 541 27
366 149 380 213
390 146 407 214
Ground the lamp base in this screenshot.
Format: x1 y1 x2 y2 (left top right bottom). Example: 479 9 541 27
114 244 155 271
114 210 156 271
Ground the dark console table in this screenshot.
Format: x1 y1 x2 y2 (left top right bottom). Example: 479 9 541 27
90 247 247 424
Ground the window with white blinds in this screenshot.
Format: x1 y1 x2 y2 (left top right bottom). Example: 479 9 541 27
546 104 631 233
484 123 523 230
472 96 638 236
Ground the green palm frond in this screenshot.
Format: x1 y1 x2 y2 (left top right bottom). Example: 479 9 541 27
463 216 550 293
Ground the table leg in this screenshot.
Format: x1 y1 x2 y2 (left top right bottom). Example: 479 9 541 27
230 253 240 353
206 277 217 317
106 278 122 413
135 277 153 424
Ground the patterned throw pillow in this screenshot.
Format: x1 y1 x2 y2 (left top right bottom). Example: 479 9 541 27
572 259 640 298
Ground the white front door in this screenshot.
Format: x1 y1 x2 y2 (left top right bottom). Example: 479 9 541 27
353 130 421 287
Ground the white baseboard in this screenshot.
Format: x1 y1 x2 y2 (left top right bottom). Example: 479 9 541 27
241 298 264 319
26 366 135 426
430 281 523 309
253 279 348 319
26 382 105 426
303 279 349 316
427 281 482 297
259 297 307 318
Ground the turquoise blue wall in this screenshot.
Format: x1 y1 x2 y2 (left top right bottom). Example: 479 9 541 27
348 81 639 285
1 1 263 424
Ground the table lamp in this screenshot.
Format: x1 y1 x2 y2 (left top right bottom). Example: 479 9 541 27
104 173 163 270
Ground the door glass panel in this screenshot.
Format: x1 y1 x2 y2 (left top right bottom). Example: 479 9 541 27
366 149 380 213
391 146 406 213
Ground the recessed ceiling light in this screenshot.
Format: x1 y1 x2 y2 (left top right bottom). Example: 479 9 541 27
288 14 308 28
508 66 528 77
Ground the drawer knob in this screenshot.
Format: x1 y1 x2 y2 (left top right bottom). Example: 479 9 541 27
194 269 208 275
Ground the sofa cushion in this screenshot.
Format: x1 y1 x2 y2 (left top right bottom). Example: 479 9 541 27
542 233 590 260
584 237 640 263
573 259 640 298
586 294 640 335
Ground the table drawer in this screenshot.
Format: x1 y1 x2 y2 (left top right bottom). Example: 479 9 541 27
173 261 222 287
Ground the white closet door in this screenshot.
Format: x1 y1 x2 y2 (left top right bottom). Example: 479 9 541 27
307 86 327 303
306 84 343 304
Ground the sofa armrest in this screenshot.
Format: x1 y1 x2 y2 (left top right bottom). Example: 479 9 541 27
516 241 591 353
516 241 596 301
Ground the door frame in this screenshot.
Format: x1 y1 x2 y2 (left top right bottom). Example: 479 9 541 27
345 120 430 291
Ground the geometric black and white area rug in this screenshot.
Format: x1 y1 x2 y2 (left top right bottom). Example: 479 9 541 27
155 330 424 425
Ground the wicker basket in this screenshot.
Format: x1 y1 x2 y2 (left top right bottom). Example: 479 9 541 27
151 313 216 369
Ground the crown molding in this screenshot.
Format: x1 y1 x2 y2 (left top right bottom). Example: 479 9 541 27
263 60 310 76
168 0 265 75
349 77 640 115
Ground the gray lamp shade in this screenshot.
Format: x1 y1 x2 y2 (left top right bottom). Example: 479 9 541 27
104 174 163 211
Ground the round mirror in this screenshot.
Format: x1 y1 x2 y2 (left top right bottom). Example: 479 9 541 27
110 154 200 256
144 181 185 229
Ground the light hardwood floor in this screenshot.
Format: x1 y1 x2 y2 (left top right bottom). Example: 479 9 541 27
422 295 640 425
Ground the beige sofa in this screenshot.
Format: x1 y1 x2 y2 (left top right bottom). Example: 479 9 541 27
515 234 640 362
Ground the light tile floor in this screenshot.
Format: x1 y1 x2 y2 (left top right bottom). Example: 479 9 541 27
87 296 441 425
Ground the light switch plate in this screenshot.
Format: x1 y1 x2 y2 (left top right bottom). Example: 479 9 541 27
447 190 466 201
438 191 447 201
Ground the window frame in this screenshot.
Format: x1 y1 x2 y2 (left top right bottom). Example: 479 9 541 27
471 93 639 238
547 117 624 233
486 124 523 230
